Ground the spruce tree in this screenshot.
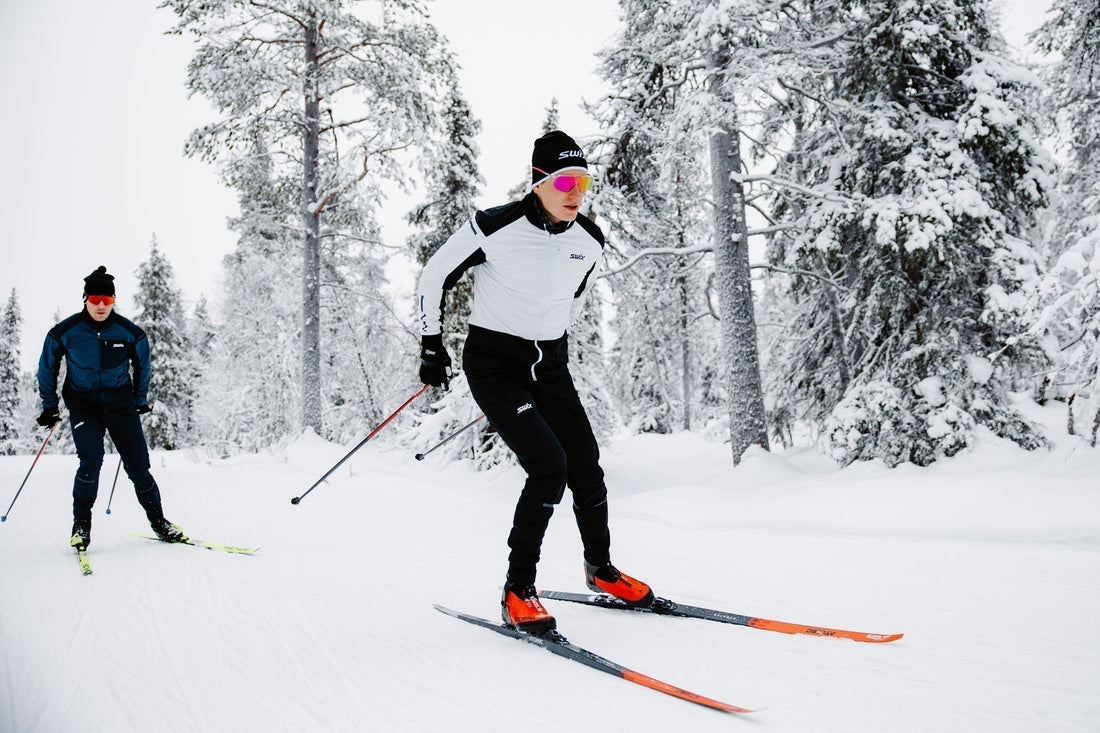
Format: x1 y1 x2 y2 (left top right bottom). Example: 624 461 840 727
407 82 483 357
195 141 300 454
764 0 1050 465
135 238 192 450
1031 0 1100 441
0 289 23 454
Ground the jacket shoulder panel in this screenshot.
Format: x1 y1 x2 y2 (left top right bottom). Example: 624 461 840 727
109 313 147 341
48 312 85 341
474 200 526 237
574 213 605 247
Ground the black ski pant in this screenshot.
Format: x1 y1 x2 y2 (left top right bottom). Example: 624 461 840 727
464 325 611 588
67 399 162 522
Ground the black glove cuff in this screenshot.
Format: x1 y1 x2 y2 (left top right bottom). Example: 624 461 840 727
421 333 444 352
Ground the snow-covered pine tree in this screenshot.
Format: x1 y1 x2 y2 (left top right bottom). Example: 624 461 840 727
403 80 497 460
135 238 192 450
763 0 1050 465
318 229 410 443
0 289 23 454
194 141 300 454
407 82 483 361
190 295 214 366
1031 0 1100 441
164 0 455 436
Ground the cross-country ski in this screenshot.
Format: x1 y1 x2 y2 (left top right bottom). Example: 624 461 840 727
434 604 756 714
129 531 258 555
539 590 903 643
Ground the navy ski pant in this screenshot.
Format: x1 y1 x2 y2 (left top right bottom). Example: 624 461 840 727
463 325 611 588
68 401 161 521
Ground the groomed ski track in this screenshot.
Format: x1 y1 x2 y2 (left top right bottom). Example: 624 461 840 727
2 424 1098 732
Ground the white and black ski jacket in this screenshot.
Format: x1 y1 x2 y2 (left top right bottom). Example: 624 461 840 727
417 193 604 341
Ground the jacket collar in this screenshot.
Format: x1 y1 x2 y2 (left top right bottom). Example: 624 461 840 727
81 309 114 332
522 192 573 235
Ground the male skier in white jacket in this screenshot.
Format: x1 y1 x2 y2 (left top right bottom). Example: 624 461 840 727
417 131 654 634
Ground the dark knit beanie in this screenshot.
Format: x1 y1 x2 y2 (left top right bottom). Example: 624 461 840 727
83 266 116 296
531 130 587 185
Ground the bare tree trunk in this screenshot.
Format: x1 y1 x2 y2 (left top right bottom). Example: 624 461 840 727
678 265 692 431
707 54 769 464
301 14 322 435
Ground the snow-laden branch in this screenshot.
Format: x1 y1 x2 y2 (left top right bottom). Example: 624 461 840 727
248 1 308 32
310 141 412 216
601 243 713 278
734 173 864 207
749 262 846 291
311 155 370 217
600 222 798 278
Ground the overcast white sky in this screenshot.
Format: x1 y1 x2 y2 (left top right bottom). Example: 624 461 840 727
1 0 1053 374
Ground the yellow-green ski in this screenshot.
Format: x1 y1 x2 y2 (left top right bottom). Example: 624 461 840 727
129 531 258 555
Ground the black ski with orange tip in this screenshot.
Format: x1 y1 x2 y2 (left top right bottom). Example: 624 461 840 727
433 604 754 714
539 590 903 643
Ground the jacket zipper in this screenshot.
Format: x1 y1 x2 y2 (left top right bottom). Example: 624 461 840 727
530 226 560 381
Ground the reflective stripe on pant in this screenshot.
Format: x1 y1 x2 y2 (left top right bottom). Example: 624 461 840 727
69 402 160 521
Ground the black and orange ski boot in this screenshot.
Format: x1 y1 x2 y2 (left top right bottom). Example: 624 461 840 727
584 561 654 607
501 584 557 635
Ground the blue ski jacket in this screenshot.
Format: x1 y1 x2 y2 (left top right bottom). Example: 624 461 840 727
38 310 151 411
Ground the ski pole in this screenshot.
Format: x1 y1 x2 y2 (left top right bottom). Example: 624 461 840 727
291 384 430 505
415 414 485 460
105 456 123 515
1 422 60 522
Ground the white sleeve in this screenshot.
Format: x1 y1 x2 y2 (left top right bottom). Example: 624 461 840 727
417 218 484 336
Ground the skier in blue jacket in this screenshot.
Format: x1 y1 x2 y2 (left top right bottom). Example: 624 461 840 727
37 266 185 550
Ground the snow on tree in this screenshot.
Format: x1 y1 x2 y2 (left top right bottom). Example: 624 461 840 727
164 0 455 436
592 0 771 463
401 79 501 459
407 81 483 361
0 289 24 454
761 0 1051 465
1028 0 1100 442
591 1 722 436
193 142 300 455
135 238 192 450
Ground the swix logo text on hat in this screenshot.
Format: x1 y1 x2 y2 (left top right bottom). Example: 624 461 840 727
558 149 584 159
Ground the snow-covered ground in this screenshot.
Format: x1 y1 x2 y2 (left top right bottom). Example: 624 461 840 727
2 398 1098 732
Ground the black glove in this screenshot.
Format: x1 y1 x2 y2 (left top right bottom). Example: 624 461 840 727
36 406 60 427
419 334 453 390
136 404 152 415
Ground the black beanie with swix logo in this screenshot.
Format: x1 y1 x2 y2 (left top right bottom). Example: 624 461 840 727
531 131 587 185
